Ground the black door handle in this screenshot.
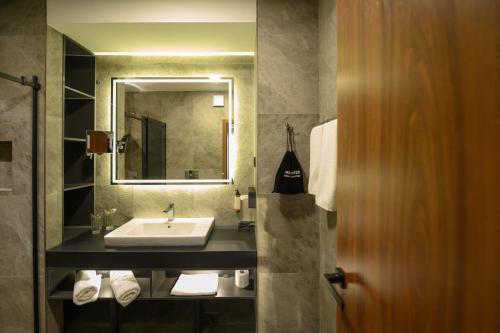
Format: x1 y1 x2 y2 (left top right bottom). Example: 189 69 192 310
324 267 347 309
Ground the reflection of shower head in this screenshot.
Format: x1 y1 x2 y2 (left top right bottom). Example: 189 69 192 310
117 134 131 154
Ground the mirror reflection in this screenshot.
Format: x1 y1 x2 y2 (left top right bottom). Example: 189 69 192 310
112 78 233 182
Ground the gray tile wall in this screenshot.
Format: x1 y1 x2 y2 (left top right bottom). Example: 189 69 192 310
44 26 64 333
256 0 320 332
318 0 337 332
0 0 46 331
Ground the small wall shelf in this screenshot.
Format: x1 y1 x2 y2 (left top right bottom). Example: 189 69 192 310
64 137 86 143
64 183 94 191
64 85 95 100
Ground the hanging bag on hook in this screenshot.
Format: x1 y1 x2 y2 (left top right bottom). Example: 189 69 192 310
273 123 305 194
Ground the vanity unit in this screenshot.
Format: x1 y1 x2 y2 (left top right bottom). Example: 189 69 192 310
46 30 256 332
46 226 257 332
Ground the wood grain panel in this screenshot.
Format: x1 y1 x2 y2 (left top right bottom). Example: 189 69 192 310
336 0 499 332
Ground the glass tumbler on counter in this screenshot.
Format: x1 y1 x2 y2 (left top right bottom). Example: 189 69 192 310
103 208 117 231
90 213 103 234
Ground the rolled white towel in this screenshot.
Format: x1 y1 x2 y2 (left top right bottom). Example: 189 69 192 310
73 270 102 306
109 270 141 307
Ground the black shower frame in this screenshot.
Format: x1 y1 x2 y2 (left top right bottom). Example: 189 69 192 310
0 72 41 333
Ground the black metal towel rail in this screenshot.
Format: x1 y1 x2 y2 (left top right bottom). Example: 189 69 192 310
324 267 347 309
0 71 41 333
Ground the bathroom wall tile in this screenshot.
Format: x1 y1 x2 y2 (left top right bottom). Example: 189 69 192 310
256 0 319 330
256 194 318 273
191 186 240 226
0 277 34 332
319 209 337 274
258 0 318 36
0 0 46 36
319 0 337 121
257 113 318 194
132 187 194 219
257 33 318 115
319 276 337 333
45 115 62 195
0 35 46 84
257 272 319 333
95 184 134 226
45 192 62 250
45 27 63 118
0 195 33 276
95 154 111 186
0 0 47 330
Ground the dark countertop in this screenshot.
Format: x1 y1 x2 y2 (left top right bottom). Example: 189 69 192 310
46 227 257 270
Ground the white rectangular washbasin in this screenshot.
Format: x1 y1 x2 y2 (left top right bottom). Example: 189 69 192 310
104 217 215 247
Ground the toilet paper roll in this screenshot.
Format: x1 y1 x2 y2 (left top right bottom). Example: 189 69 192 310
235 270 250 289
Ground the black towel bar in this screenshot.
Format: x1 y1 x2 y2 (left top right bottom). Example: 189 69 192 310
324 267 346 309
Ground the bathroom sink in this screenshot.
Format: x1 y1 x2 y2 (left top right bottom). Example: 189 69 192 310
104 217 215 247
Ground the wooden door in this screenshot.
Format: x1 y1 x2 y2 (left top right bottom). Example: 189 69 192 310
336 0 499 332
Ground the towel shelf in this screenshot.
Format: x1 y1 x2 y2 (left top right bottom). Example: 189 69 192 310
324 267 346 309
49 276 151 300
48 270 255 301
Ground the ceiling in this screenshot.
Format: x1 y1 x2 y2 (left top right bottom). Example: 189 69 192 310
47 0 256 54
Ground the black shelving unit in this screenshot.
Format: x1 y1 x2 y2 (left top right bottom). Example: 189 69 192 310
62 36 95 241
48 268 256 333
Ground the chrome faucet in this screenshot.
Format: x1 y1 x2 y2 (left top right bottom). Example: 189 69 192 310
163 203 175 221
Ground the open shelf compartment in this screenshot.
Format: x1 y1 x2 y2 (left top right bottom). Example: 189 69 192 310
152 270 255 300
48 269 255 301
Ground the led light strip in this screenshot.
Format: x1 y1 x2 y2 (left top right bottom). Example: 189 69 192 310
111 77 234 185
96 51 254 57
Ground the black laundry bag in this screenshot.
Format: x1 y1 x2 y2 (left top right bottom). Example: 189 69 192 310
273 124 305 194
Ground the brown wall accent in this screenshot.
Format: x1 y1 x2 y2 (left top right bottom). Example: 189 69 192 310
336 0 499 332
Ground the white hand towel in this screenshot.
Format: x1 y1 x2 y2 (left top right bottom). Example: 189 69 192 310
110 270 141 307
308 124 324 195
73 270 102 306
171 273 219 296
315 119 337 211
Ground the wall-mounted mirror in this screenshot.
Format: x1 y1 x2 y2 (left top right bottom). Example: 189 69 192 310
111 77 234 184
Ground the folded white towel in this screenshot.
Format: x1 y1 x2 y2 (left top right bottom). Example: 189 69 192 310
315 120 337 211
171 273 219 296
308 124 324 195
73 270 102 306
110 270 141 307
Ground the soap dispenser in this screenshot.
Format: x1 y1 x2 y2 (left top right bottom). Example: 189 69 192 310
233 189 241 213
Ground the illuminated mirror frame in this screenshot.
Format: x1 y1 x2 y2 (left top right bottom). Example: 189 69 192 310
111 77 234 185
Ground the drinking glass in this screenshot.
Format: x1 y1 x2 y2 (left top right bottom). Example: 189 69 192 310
103 208 117 231
90 213 103 234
